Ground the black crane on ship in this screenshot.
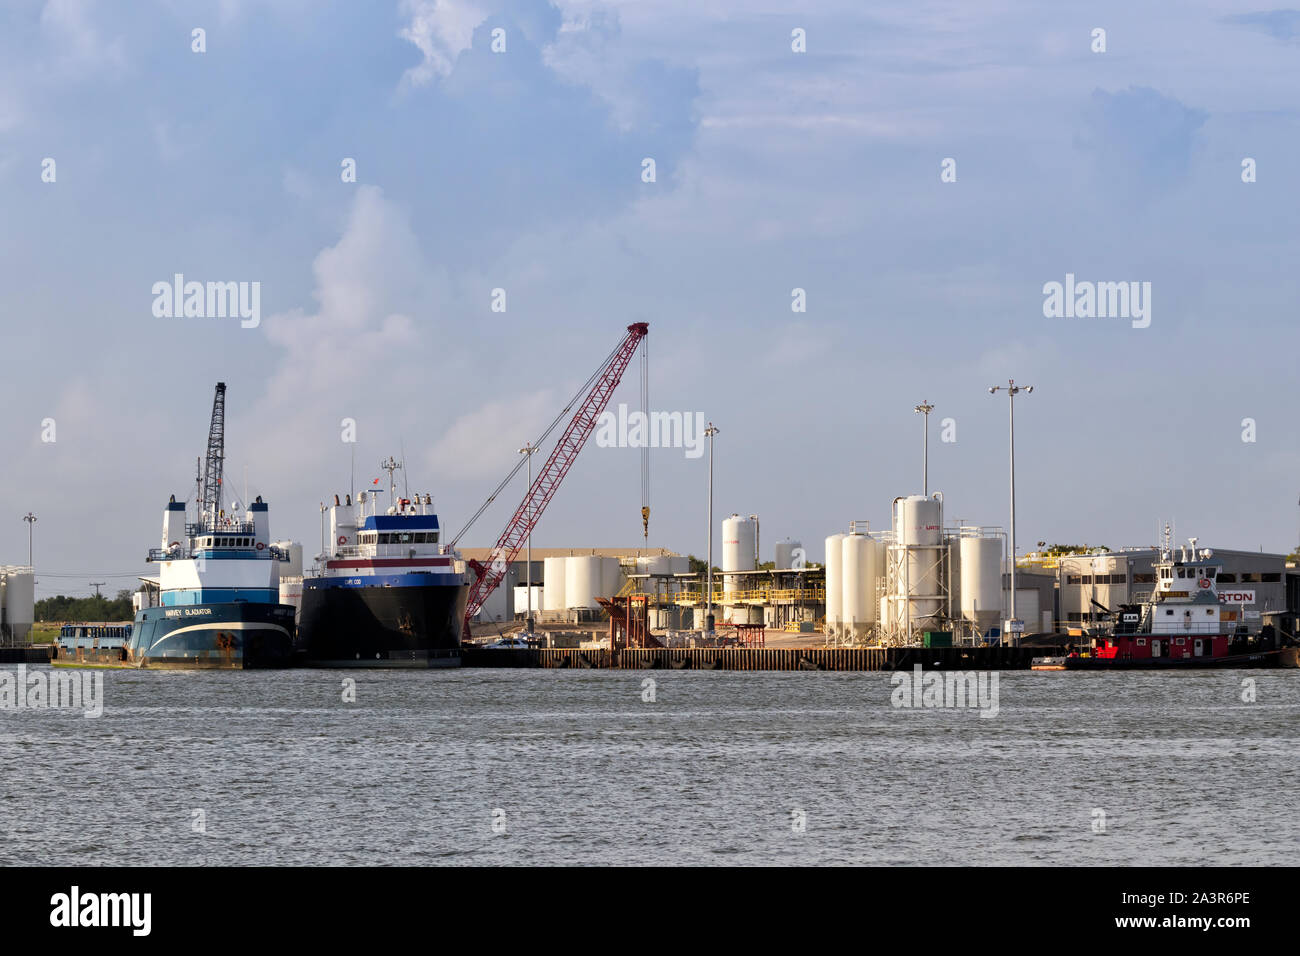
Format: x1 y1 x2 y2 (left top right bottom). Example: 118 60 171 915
199 382 227 526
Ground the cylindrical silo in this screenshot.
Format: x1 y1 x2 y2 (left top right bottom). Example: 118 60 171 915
565 556 602 610
722 515 756 597
895 495 944 635
842 534 877 641
600 557 624 598
824 533 845 635
3 570 34 643
544 557 567 612
960 535 1002 633
774 539 804 570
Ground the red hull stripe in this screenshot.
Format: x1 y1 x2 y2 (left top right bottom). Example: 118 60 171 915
326 558 452 569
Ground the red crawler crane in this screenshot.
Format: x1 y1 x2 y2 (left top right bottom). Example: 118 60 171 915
457 322 649 637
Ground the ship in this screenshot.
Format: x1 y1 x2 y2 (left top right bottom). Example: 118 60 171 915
296 457 468 667
125 383 297 669
1044 539 1294 670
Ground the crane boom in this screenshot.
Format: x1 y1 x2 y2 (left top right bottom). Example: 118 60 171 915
463 323 649 635
200 382 227 524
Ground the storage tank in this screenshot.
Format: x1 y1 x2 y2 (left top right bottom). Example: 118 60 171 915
543 557 567 612
279 576 304 623
274 541 304 579
2 570 34 643
722 515 757 595
774 539 803 570
959 536 1002 634
565 555 602 610
824 533 845 635
893 495 944 635
600 557 624 598
640 555 672 577
841 534 877 641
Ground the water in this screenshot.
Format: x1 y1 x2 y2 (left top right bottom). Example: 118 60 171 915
2 666 1296 865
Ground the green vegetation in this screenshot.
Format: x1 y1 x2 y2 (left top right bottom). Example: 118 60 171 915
1042 544 1109 555
36 590 133 624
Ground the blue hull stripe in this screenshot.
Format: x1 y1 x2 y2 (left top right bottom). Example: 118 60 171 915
305 572 462 590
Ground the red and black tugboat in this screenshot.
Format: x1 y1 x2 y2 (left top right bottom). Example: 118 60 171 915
1059 541 1292 670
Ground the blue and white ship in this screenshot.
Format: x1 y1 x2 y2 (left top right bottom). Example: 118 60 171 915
297 457 467 667
125 383 296 669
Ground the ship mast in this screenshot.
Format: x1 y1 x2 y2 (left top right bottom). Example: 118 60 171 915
200 383 227 527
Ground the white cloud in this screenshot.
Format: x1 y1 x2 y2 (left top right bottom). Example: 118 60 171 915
398 0 489 86
424 388 560 481
39 0 125 73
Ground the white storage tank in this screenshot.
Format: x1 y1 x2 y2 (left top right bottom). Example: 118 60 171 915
2 569 35 643
722 515 757 595
774 539 803 570
274 540 304 579
959 536 1003 634
543 557 567 612
893 495 945 634
640 555 672 576
824 533 845 635
841 534 878 640
565 555 602 610
601 557 624 598
279 576 304 623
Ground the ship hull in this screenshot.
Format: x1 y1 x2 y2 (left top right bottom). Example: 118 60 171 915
1063 650 1284 670
297 575 467 668
127 603 296 669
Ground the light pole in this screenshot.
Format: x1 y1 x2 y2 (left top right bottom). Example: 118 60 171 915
518 442 538 634
988 380 1033 646
914 400 934 496
22 513 36 567
704 423 719 634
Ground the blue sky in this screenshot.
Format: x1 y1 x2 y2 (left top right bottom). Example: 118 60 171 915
2 0 1299 597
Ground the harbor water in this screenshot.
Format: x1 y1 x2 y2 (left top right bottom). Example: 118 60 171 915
2 667 1297 865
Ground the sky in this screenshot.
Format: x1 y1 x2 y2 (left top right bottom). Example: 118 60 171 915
1 0 1299 598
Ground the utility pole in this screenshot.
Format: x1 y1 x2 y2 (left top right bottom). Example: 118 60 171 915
704 423 719 633
988 380 1033 646
22 512 36 567
89 582 106 598
914 400 934 496
518 442 538 635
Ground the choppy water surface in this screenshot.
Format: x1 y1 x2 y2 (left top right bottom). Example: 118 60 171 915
2 667 1296 865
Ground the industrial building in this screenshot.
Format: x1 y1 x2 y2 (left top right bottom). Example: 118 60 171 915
1052 545 1290 632
0 565 35 644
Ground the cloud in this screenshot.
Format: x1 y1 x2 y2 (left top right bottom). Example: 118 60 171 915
424 388 560 480
1075 86 1207 197
39 0 125 74
398 0 490 86
1222 9 1300 42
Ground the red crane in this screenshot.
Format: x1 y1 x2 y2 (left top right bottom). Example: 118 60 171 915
459 322 649 637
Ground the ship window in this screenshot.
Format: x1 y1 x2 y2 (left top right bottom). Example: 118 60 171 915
1112 573 1126 584
1166 609 1174 616
1176 638 1185 645
1133 573 1155 583
400 533 413 543
1206 568 1216 578
1176 568 1185 578
412 533 425 543
1136 639 1146 646
1262 573 1281 583
1241 572 1259 583
431 533 439 543
1219 573 1236 583
1095 574 1109 585
1082 575 1092 585
1066 575 1081 585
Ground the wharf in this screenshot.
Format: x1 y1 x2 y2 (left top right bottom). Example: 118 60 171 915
461 645 1063 671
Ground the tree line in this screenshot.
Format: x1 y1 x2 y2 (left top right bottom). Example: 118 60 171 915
36 590 134 622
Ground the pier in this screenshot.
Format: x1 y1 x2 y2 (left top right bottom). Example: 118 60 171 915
462 644 1062 671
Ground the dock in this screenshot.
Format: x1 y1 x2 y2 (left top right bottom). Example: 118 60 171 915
461 644 1063 671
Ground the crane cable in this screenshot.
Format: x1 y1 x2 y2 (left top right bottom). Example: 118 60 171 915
640 335 649 544
449 335 627 549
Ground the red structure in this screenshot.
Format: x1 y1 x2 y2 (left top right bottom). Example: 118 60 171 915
462 323 649 636
596 595 663 650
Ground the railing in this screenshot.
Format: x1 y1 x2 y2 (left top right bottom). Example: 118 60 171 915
148 544 290 562
186 520 257 536
673 587 825 604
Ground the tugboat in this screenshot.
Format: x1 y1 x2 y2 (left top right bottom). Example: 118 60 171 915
125 383 297 668
296 457 468 667
1059 539 1288 670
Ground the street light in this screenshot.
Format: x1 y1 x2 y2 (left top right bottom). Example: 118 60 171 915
988 380 1032 646
518 442 538 635
914 400 934 496
704 422 719 634
22 513 36 568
